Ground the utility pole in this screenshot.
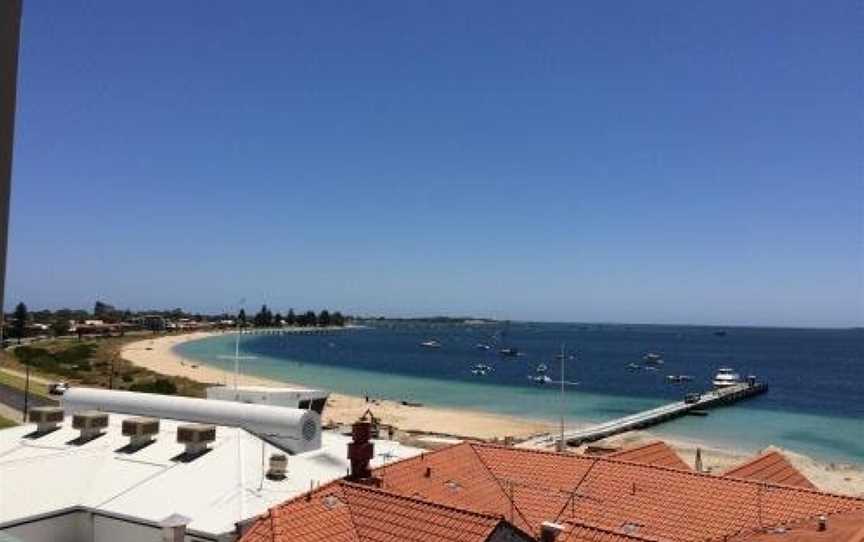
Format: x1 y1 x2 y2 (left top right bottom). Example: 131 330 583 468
0 1 23 346
22 362 29 422
558 343 566 452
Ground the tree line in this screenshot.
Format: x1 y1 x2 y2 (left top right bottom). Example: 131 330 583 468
242 305 347 328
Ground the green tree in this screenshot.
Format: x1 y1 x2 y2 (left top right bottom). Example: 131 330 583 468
238 309 247 326
50 319 70 337
304 310 317 327
318 310 331 327
93 300 116 320
273 312 283 326
332 311 345 327
286 309 296 326
12 302 28 343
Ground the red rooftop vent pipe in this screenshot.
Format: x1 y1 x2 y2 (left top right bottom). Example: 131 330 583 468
347 420 374 482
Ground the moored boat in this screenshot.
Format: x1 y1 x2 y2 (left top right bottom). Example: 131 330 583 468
712 367 742 388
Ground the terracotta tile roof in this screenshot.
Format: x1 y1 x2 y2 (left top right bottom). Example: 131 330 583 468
372 442 864 541
722 451 817 490
606 441 692 471
239 479 532 542
730 509 864 542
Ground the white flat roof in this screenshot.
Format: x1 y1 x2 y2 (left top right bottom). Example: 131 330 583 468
208 385 326 394
0 414 421 538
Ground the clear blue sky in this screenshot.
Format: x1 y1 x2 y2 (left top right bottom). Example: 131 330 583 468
6 1 863 327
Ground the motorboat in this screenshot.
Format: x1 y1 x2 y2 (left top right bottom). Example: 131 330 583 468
475 343 491 351
535 363 548 373
528 374 552 384
471 363 493 376
420 339 442 349
666 374 694 383
499 347 519 357
712 367 742 389
626 362 640 370
643 353 664 365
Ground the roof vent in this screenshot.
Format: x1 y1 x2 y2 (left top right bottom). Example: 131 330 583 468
818 515 827 531
540 521 564 542
322 494 343 510
176 423 216 457
122 417 160 449
28 406 64 434
267 453 287 480
72 411 108 442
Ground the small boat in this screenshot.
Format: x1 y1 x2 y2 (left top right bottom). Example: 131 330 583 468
535 363 548 373
644 366 658 372
643 352 664 364
475 343 492 351
626 362 640 371
528 375 552 384
712 367 742 388
471 363 494 376
420 339 442 349
499 347 520 357
666 374 694 383
714 330 727 337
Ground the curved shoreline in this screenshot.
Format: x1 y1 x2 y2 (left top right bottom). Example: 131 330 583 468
121 331 864 496
121 331 557 440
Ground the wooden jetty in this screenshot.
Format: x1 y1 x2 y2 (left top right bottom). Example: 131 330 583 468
521 381 768 449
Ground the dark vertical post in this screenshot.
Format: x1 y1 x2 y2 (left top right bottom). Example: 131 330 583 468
22 362 29 422
0 1 23 339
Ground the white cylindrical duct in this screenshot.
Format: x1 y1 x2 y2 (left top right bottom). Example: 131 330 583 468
63 388 321 453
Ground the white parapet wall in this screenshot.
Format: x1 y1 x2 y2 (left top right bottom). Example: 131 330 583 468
62 388 321 454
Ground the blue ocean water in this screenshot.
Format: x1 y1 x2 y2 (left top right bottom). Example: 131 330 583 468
176 322 864 464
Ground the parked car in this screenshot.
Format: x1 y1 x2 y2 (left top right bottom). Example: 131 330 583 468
48 382 69 395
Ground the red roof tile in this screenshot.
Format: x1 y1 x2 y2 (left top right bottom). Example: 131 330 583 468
239 479 533 542
722 451 817 490
372 443 864 541
607 441 692 472
730 509 864 542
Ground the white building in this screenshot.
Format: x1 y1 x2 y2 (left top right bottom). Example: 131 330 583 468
0 390 422 542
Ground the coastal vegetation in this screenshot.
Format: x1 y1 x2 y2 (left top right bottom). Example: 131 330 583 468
1 336 207 398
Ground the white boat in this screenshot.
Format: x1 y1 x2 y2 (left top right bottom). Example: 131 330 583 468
712 367 742 389
420 339 442 349
643 352 664 365
528 374 552 384
471 363 493 376
535 363 548 373
476 343 491 350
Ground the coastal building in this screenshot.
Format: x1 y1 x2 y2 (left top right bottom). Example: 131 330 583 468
0 390 423 542
206 386 330 415
240 439 864 542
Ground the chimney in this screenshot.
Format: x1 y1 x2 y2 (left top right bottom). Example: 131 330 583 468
122 417 160 449
818 514 827 531
72 411 108 441
347 420 374 482
176 423 216 456
540 521 564 542
160 513 191 542
267 453 288 480
28 406 64 434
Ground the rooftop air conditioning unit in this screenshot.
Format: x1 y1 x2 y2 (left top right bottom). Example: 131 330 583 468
122 417 160 448
28 406 64 434
72 411 109 441
176 423 216 456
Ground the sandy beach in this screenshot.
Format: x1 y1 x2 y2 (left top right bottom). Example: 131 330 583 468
121 331 555 441
122 332 864 497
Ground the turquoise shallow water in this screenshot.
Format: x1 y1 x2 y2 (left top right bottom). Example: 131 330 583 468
176 323 864 464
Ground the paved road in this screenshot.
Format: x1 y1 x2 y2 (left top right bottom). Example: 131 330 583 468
0 382 58 413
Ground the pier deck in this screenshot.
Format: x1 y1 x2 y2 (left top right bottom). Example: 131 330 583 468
521 381 768 449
